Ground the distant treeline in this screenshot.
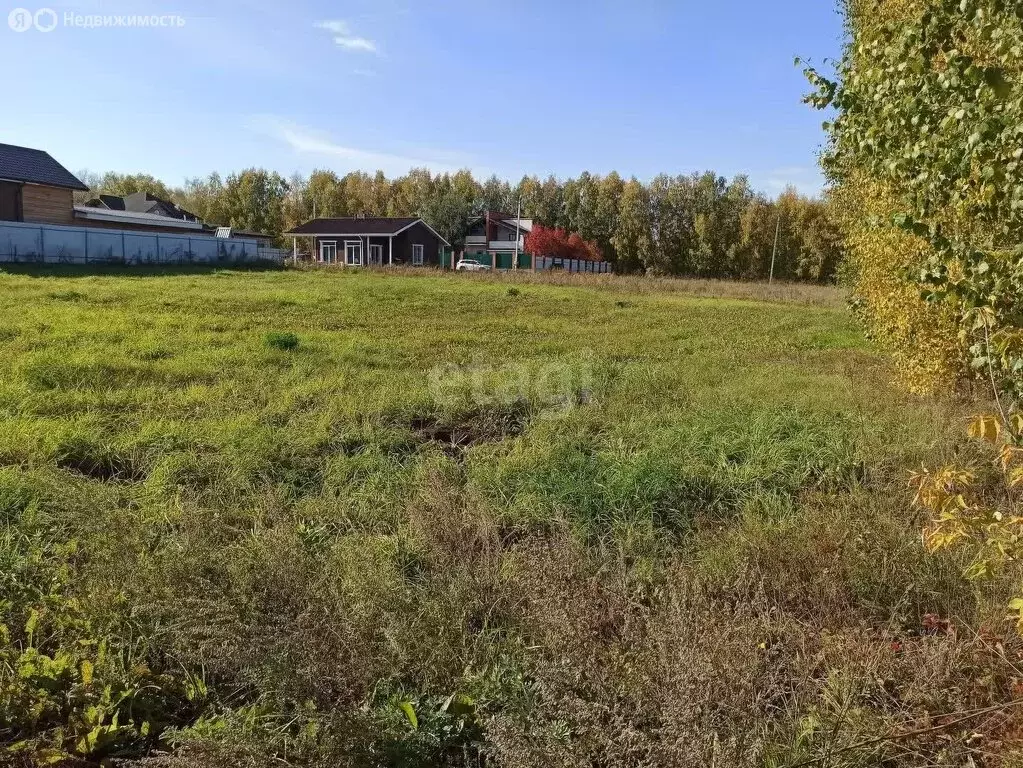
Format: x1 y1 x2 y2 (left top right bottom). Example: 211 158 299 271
77 168 842 281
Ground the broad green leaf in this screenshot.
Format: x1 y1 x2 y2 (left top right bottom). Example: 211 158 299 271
397 701 418 730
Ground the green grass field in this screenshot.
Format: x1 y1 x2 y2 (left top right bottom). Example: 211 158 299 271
1 267 1014 768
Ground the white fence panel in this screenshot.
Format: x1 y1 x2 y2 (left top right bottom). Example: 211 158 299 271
43 227 87 262
124 233 160 264
158 236 190 263
191 238 219 263
86 230 125 262
1 225 42 261
0 221 275 265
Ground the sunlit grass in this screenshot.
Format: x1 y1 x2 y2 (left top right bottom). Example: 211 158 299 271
1 266 989 767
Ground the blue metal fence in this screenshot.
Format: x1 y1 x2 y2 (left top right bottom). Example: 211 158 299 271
0 221 278 265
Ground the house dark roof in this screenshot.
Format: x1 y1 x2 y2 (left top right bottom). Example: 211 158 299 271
0 143 89 191
286 217 450 245
96 194 126 210
73 205 206 231
87 192 200 222
286 217 421 236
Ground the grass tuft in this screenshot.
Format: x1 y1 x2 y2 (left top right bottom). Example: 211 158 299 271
264 331 300 351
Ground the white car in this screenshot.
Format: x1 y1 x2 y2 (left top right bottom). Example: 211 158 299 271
456 258 491 272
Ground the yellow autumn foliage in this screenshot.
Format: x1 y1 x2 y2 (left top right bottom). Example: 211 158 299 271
828 0 1018 396
849 0 921 24
835 0 1023 631
831 175 965 394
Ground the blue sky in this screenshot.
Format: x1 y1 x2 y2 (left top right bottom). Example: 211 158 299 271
2 0 843 195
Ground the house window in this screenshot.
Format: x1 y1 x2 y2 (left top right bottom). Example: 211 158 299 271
369 244 383 264
412 244 424 266
345 241 363 266
319 241 337 264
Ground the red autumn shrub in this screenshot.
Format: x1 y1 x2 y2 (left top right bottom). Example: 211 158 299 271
526 226 602 261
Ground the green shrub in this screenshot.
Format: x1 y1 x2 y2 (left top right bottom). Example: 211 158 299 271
264 331 299 351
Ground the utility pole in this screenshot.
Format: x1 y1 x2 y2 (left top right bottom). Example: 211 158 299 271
513 198 521 270
769 212 781 284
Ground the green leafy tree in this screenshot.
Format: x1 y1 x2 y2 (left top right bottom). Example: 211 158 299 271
738 195 777 279
423 174 466 247
181 173 229 227
612 178 653 273
480 175 513 213
221 169 289 242
304 170 346 217
281 172 310 235
691 172 727 276
648 175 698 275
388 168 435 217
94 172 174 201
595 171 624 265
341 171 375 216
515 175 542 220
803 0 1023 388
565 172 599 243
371 171 391 216
535 175 566 228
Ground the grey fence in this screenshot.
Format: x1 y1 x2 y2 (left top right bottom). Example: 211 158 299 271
535 256 612 274
0 221 282 265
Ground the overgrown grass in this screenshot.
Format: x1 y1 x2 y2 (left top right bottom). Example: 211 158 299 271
0 267 1017 767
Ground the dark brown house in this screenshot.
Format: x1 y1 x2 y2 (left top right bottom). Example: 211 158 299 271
286 217 449 267
0 142 89 225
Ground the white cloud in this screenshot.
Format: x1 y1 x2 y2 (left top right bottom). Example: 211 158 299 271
248 117 480 177
314 20 379 54
336 37 378 53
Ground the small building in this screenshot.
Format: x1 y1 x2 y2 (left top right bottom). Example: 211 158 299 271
0 142 90 225
286 216 450 267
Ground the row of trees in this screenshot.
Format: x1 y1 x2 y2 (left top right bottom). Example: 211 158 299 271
78 168 842 281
